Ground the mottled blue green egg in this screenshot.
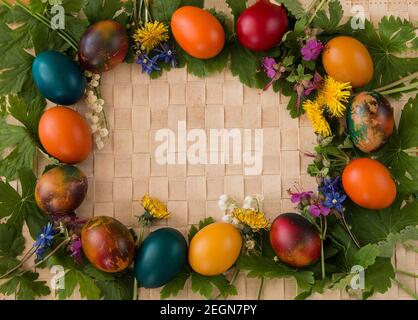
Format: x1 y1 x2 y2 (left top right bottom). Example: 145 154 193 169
134 228 187 288
32 51 86 105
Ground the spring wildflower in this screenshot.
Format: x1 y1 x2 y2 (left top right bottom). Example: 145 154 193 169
320 177 347 213
308 202 331 217
136 53 160 74
301 39 324 61
154 43 178 67
133 21 169 53
141 194 170 219
33 223 56 259
232 208 270 230
317 76 352 117
289 191 313 204
303 99 331 137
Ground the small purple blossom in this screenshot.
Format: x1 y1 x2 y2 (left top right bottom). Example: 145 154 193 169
34 223 56 260
304 72 323 96
262 57 278 79
154 43 178 68
69 236 82 261
301 39 324 61
289 191 313 204
308 202 331 217
136 53 160 74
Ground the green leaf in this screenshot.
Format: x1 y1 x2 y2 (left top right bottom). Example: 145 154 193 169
353 244 379 269
61 0 89 13
150 0 181 22
237 254 314 287
30 24 70 54
57 268 101 300
377 226 418 258
180 0 204 8
190 272 236 299
349 17 418 89
96 273 134 300
188 217 215 241
84 0 124 23
363 258 394 297
0 271 50 300
0 49 34 96
0 95 45 181
229 42 267 89
313 0 343 32
226 0 247 20
398 95 418 150
0 224 25 257
273 0 306 19
0 169 49 239
160 267 191 299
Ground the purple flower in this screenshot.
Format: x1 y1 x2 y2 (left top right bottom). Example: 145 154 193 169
154 43 178 68
301 39 324 61
289 191 313 204
33 223 56 260
303 72 323 96
262 57 278 79
136 53 160 74
69 236 82 261
320 177 347 213
308 202 331 217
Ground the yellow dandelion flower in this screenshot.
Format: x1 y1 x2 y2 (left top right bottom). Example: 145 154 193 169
133 21 169 53
232 208 270 230
141 194 170 219
303 99 332 137
317 76 352 117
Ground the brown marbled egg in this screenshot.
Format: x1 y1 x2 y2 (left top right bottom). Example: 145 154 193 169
81 216 135 273
347 91 395 153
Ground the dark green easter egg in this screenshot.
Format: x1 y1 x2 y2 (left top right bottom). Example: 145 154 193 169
347 91 394 153
32 51 86 105
134 228 187 288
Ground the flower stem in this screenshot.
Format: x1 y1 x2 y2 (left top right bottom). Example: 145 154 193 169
396 269 418 278
31 239 70 270
341 215 361 248
319 216 327 279
393 278 418 300
378 82 418 96
0 246 37 279
307 0 328 26
257 277 265 300
14 0 78 50
374 72 418 92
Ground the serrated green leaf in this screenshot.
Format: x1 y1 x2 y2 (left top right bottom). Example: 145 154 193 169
160 268 191 299
96 273 134 300
0 169 49 239
188 217 215 241
363 257 394 297
313 0 343 32
0 271 50 300
377 226 418 258
348 17 418 90
349 199 418 246
180 0 204 8
57 269 101 300
354 244 379 269
237 254 314 287
31 24 70 54
0 224 25 257
84 0 124 23
150 0 181 22
225 0 247 20
0 49 34 96
190 272 236 300
273 0 305 20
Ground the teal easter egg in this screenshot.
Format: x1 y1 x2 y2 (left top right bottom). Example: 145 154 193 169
134 228 187 288
32 51 86 105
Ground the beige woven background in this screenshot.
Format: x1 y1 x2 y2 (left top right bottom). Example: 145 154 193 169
2 0 418 300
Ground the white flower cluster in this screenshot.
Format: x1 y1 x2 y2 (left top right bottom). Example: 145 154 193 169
84 71 109 150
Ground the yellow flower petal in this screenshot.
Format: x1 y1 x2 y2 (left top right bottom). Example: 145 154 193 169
232 208 270 230
133 21 169 53
141 194 170 219
317 76 352 118
303 99 332 137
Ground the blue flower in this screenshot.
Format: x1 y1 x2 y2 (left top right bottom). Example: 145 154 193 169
136 53 160 74
320 176 347 213
154 43 178 68
33 223 55 259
